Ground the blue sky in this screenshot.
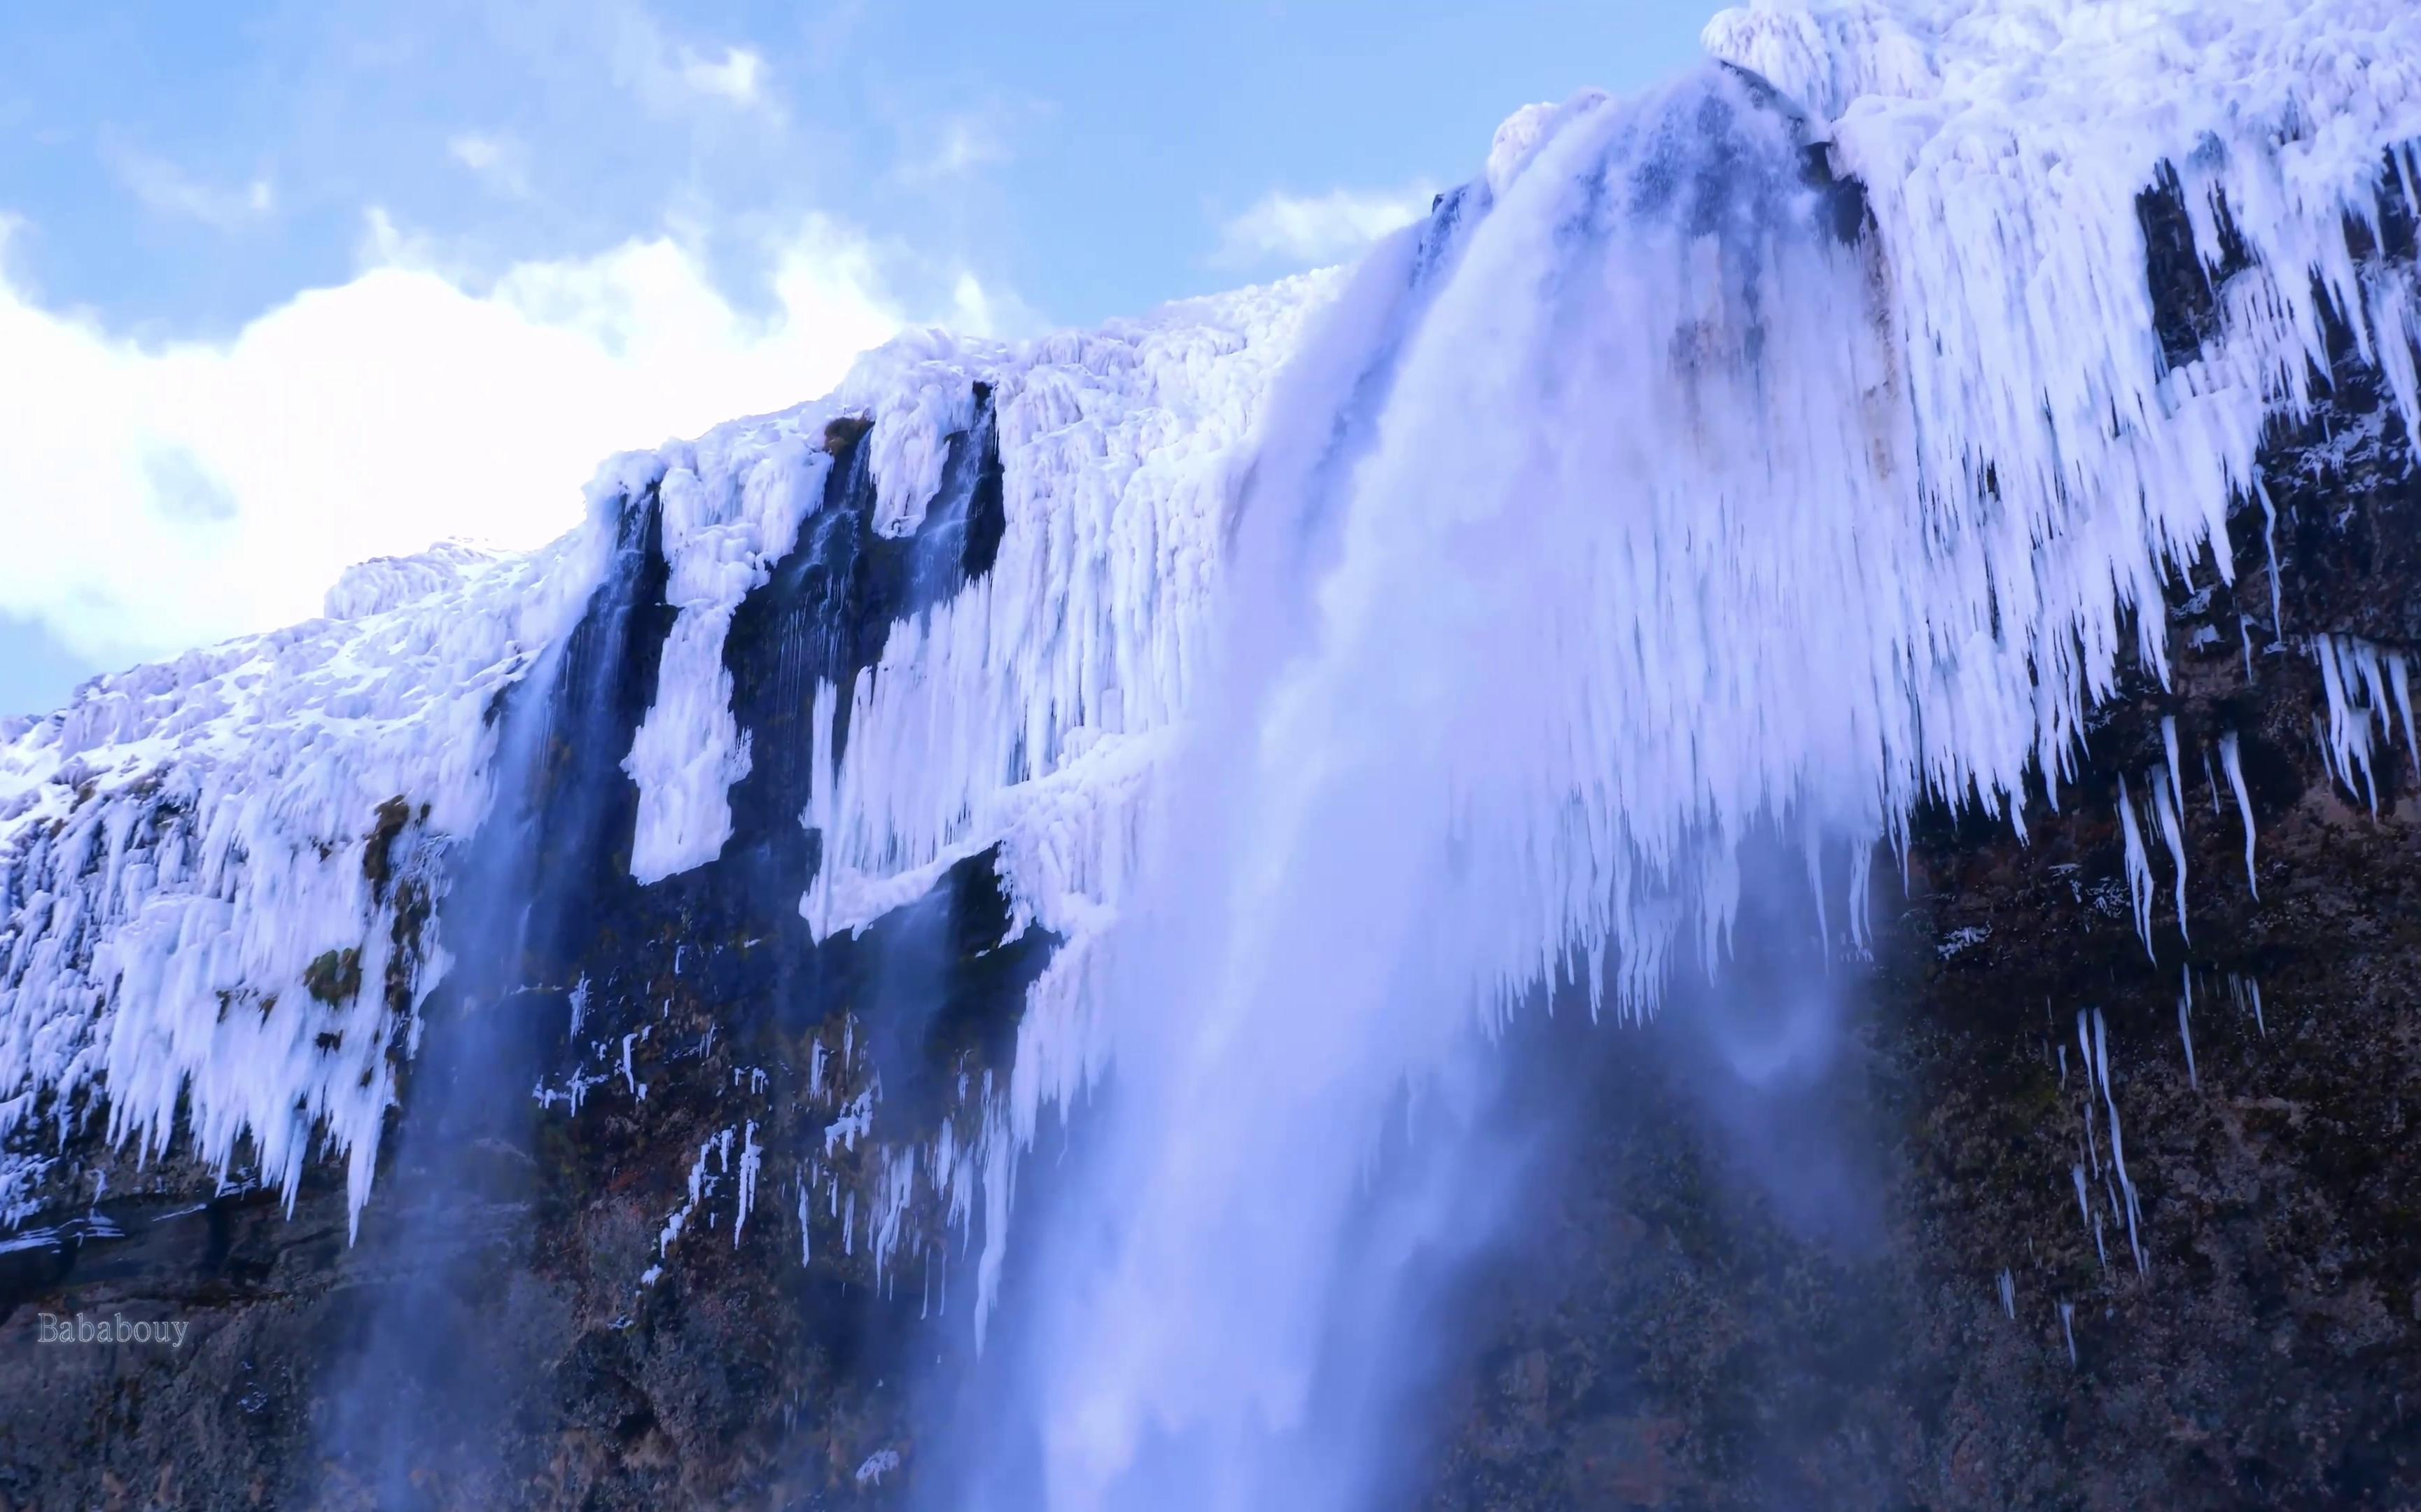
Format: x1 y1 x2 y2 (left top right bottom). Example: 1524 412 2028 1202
0 1 1720 715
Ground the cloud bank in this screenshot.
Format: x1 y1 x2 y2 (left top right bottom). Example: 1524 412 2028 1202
1212 182 1437 271
0 214 993 677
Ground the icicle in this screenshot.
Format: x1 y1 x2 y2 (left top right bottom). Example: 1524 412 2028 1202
2150 769 2189 943
2219 732 2259 899
797 1172 812 1265
2254 475 2283 643
2059 1302 2078 1368
2177 967 2198 1092
2200 743 2221 818
734 1121 763 1247
2116 776 2156 957
2092 1009 2147 1275
2393 656 2418 777
1848 843 1875 953
2161 718 2184 816
2084 1076 2101 1177
1997 1268 2016 1320
2312 634 2387 811
2070 1164 2104 1270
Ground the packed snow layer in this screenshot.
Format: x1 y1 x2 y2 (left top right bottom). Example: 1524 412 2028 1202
0 508 613 1227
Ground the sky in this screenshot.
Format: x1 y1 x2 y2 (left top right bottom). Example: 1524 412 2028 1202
0 0 1722 716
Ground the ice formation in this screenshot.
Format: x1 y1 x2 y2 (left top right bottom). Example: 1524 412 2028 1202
0 0 2413 1504
2308 631 2418 808
0 509 612 1228
933 2 2414 1502
2219 730 2261 896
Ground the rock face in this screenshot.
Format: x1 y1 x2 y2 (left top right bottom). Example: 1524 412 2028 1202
1 183 2417 1512
0 411 1031 1511
1426 179 2421 1511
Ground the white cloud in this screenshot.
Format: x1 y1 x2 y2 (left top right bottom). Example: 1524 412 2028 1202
447 132 531 197
0 214 979 671
113 150 277 231
678 44 765 106
603 8 776 118
1212 182 1439 271
900 114 1013 185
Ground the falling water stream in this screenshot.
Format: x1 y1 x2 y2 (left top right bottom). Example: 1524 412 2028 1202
933 67 1893 1512
316 497 664 1507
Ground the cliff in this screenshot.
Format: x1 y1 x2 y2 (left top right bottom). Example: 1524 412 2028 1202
3 4 2420 1508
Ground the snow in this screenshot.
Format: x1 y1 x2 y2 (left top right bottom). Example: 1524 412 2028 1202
0 488 614 1232
0 247 1332 1237
855 1448 902 1487
323 542 504 622
618 417 828 884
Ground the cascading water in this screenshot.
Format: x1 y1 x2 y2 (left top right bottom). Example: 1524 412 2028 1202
938 67 1899 1512
316 495 665 1506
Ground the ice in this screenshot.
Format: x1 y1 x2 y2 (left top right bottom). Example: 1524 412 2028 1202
2219 732 2260 897
2149 770 2191 941
855 1449 902 1488
2178 967 2199 1091
0 488 615 1233
621 420 833 884
2117 777 2156 956
2085 1008 2148 1275
734 1119 762 1247
0 6 2413 1491
2309 633 2416 808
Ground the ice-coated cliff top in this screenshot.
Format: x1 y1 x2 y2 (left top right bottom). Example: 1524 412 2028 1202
1 0 2415 1252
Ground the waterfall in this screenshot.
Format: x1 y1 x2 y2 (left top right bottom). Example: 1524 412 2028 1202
315 492 668 1505
918 8 2421 1497
932 67 1883 1512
